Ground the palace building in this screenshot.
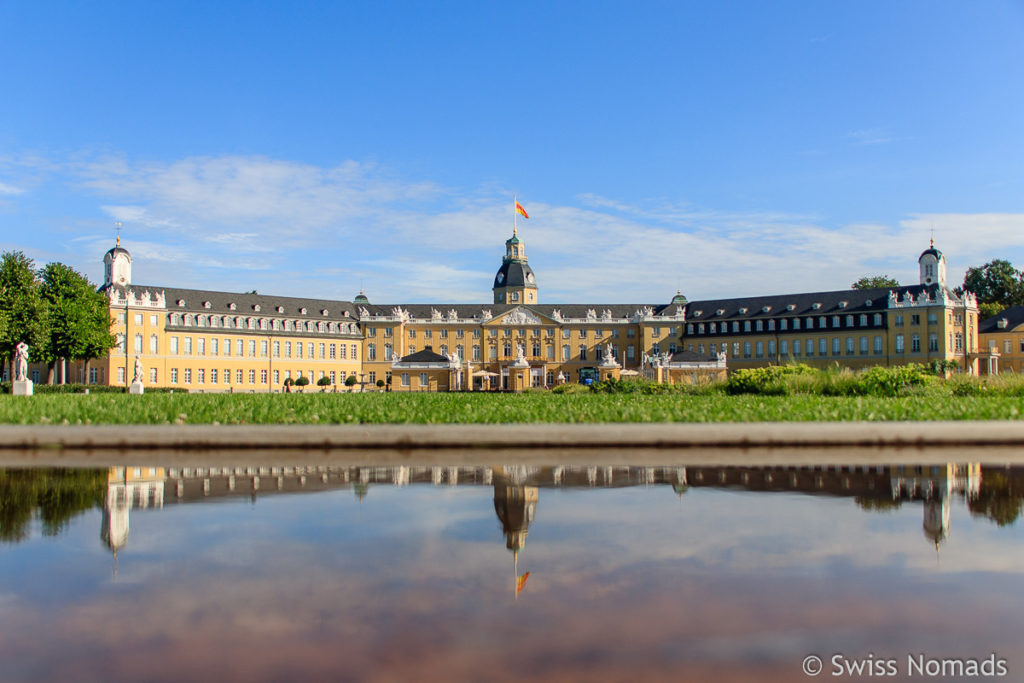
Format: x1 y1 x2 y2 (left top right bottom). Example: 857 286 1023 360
49 231 981 392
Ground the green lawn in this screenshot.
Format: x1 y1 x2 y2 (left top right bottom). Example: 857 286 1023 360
1 390 1023 424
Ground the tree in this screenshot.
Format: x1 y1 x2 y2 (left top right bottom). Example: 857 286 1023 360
39 262 115 384
344 375 358 387
959 260 1024 316
852 275 900 290
0 251 48 380
293 376 310 387
317 376 331 387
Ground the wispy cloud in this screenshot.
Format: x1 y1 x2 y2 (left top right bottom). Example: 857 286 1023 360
6 150 1024 304
847 127 896 146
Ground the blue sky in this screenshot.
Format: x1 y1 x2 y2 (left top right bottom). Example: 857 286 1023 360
1 1 1023 303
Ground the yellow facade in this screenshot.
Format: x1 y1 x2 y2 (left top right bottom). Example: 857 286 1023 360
34 233 982 393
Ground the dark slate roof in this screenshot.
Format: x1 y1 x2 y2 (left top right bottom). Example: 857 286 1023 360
683 284 955 321
105 246 131 259
493 260 536 288
358 303 682 320
129 284 359 321
670 350 720 363
919 246 942 261
396 348 450 363
979 306 1024 334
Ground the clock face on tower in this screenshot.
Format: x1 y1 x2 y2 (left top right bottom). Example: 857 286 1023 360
527 273 535 283
497 273 504 284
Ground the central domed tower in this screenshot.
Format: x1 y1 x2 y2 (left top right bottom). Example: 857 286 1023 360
493 228 538 305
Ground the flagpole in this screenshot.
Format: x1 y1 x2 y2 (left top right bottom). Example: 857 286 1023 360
513 194 517 235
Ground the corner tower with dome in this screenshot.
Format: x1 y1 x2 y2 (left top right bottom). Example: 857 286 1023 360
492 228 538 305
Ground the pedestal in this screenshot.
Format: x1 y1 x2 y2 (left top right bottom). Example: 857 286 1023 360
129 381 145 395
12 379 33 396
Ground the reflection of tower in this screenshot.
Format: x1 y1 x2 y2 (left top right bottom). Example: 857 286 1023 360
923 498 951 548
493 474 538 553
101 466 165 557
492 467 538 599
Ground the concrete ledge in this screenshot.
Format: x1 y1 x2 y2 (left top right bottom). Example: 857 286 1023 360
1 422 1023 467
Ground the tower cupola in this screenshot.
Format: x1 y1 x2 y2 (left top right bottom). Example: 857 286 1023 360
493 227 539 305
103 236 133 288
918 239 946 288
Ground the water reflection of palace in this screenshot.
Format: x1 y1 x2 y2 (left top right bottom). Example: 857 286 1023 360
101 463 982 555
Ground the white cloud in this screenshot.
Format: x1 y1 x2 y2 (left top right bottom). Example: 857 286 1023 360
7 150 1024 304
847 127 896 146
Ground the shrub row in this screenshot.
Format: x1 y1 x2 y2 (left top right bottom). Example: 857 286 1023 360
0 383 179 395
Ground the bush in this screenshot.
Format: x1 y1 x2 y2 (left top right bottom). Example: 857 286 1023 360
376 379 385 388
855 364 932 396
550 383 589 395
344 375 358 387
293 376 310 387
725 364 815 395
317 376 331 387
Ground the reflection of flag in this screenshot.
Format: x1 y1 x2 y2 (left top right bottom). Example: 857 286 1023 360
515 201 529 219
516 571 530 597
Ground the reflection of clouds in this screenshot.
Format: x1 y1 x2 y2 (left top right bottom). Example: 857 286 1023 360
2 481 1023 681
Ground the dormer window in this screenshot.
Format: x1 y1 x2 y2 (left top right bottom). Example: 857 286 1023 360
299 307 307 315
253 304 261 312
998 319 1008 329
812 303 822 310
786 304 796 311
838 301 848 309
762 306 771 313
716 308 725 316
738 307 748 314
321 309 328 316
693 310 702 317
228 303 237 311
177 299 185 307
203 301 211 309
865 300 872 307
276 306 284 313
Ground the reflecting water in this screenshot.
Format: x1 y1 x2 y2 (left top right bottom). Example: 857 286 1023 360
1 461 1022 682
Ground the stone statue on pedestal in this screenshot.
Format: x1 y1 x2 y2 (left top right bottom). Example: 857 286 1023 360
12 342 33 396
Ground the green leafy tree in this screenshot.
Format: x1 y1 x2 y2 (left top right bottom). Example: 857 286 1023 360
293 376 310 387
344 375 358 386
39 262 115 384
317 376 331 387
852 275 900 290
959 260 1024 316
0 251 48 380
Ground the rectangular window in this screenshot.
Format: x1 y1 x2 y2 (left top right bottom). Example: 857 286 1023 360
329 344 337 359
579 345 587 361
368 343 376 361
197 338 205 356
911 314 920 325
150 314 157 326
806 318 813 330
912 334 921 352
780 319 788 331
273 370 280 385
928 313 938 325
197 369 205 384
402 373 410 387
248 369 256 384
895 315 904 327
307 343 314 358
351 344 358 360
860 315 868 327
285 342 292 357
171 337 179 354
274 341 281 357
793 318 801 330
874 313 882 326
236 369 244 384
384 344 393 361
473 345 481 361
755 320 763 332
895 334 905 353
149 368 157 384
261 370 268 384
248 340 256 357
184 368 192 384
296 342 303 358
134 313 143 326
117 367 126 384
697 343 704 354
874 336 883 354
929 334 938 352
780 340 789 356
805 338 814 356
170 368 178 384
261 340 268 357
149 335 158 353
743 342 751 358
184 337 192 355
224 369 231 384
755 341 764 358
339 343 346 359
743 321 751 332
211 338 218 356
419 372 428 386
860 336 869 355
832 337 841 355
118 312 126 324
955 333 963 351
490 346 497 360
793 339 802 356
319 343 326 359
368 371 376 384
846 315 854 327
819 338 827 356
210 369 218 384
846 337 855 355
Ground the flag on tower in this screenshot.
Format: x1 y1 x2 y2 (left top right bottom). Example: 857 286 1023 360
515 201 529 219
